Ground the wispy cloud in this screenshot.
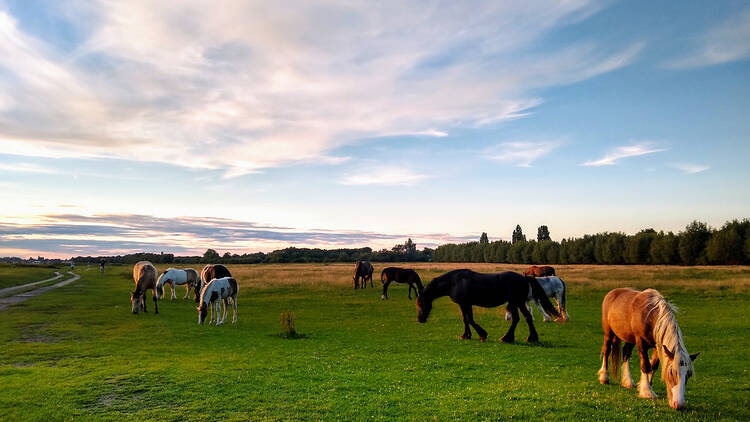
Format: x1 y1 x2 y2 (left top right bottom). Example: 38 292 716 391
486 141 559 167
582 143 666 166
341 167 429 186
664 6 750 69
0 162 58 174
669 163 710 174
0 2 641 177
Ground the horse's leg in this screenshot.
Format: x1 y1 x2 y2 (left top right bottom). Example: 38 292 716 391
647 349 660 384
369 275 373 288
170 281 176 300
220 298 228 324
533 299 551 322
636 340 657 399
518 304 539 342
464 305 487 341
621 342 636 388
458 304 472 340
152 291 159 314
505 306 512 321
598 330 613 384
232 296 238 324
408 283 413 300
184 284 190 299
501 305 519 343
141 294 147 312
381 280 391 300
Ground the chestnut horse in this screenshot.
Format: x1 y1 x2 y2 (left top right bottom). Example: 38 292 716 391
131 261 158 314
523 265 555 277
380 267 424 300
197 264 232 302
353 261 373 289
598 288 699 409
416 270 559 343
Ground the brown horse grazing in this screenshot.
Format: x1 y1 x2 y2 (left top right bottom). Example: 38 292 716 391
523 265 555 277
416 270 560 343
197 264 232 302
598 288 699 410
131 261 158 314
353 261 373 289
380 267 424 300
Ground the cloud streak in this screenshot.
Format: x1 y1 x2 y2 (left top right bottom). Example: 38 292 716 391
669 163 710 174
341 167 429 186
0 1 641 177
582 143 666 166
486 141 560 167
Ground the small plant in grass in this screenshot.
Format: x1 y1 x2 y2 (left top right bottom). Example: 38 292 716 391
279 311 298 338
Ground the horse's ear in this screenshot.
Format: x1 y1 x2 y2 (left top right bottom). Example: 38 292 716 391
689 352 700 361
662 344 675 359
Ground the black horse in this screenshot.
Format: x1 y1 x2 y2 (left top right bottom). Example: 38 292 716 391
380 267 424 300
353 261 374 289
416 269 560 343
197 264 232 302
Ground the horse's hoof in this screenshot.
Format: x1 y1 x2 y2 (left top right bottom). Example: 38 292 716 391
500 336 514 343
479 336 487 342
526 335 539 343
458 335 471 340
622 381 635 389
155 311 158 314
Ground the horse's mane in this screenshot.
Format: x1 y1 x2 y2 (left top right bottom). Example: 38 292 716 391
645 289 694 381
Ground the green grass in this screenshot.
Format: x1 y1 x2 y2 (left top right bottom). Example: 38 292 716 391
0 264 62 289
0 264 748 421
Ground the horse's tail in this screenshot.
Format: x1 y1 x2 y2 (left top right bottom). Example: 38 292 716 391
414 276 424 295
608 337 622 379
380 268 387 284
559 278 568 321
528 277 560 319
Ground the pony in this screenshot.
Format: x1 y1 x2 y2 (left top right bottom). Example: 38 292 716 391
155 268 200 300
197 277 239 325
197 264 232 302
416 269 560 343
353 261 374 289
131 261 158 314
505 276 568 322
598 288 699 410
523 265 556 277
380 267 424 300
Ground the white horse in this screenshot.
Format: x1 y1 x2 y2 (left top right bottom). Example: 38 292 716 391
197 277 238 325
156 268 200 300
505 276 569 322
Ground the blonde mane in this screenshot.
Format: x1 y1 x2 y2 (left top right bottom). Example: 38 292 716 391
645 289 695 382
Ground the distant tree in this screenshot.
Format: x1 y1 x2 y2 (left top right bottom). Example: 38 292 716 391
625 229 656 264
512 225 526 244
649 231 680 265
537 225 551 241
404 238 417 256
222 252 232 261
202 248 221 263
706 220 749 265
479 232 489 244
678 221 711 265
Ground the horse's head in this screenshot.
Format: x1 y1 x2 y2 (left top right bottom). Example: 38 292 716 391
662 345 699 410
197 303 208 325
416 295 431 323
130 289 142 314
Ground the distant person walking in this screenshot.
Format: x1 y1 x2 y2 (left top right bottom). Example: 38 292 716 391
70 261 75 271
99 259 105 273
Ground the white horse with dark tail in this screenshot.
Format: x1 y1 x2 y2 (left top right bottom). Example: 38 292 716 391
505 276 568 322
156 268 200 300
197 277 238 325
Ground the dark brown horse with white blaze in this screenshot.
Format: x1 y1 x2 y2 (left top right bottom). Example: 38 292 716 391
131 261 158 314
523 265 555 277
416 270 559 343
598 288 699 410
381 267 424 300
353 261 373 289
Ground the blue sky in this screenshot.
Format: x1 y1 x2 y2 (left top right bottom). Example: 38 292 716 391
0 1 748 258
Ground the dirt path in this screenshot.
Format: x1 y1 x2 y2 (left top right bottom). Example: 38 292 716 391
0 272 80 311
0 272 63 297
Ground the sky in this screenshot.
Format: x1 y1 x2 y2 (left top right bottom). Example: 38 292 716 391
0 0 749 259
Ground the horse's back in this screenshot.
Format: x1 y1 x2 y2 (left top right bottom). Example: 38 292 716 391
133 261 157 289
449 270 526 307
602 288 653 342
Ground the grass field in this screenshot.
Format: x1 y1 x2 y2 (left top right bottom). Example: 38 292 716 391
0 264 62 290
0 263 748 421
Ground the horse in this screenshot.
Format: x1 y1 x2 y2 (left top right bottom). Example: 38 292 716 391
353 261 374 289
380 267 424 300
197 264 232 302
523 265 555 277
131 261 158 314
505 276 568 322
598 288 699 410
197 277 239 325
416 269 560 343
155 268 201 300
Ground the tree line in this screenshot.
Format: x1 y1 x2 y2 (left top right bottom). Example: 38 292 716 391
432 219 750 265
71 238 433 265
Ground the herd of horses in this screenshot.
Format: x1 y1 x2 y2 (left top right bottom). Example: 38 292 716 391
129 260 698 410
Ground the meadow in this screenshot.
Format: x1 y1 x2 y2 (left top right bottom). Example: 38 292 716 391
0 263 748 421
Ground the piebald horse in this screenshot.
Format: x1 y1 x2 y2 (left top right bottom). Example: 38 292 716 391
156 268 200 300
505 276 568 322
197 264 232 302
417 270 560 343
598 288 699 410
131 261 158 314
197 277 239 325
